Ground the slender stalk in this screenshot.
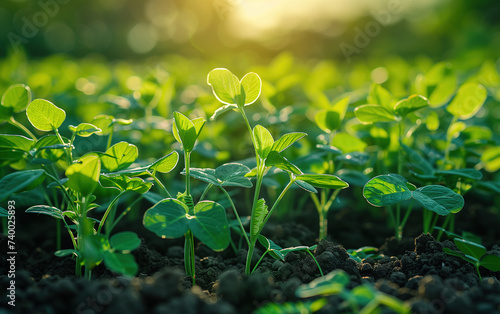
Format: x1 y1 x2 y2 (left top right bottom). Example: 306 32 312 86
97 191 126 234
109 195 144 233
245 172 264 275
54 128 72 164
399 202 414 234
220 187 250 247
185 151 191 196
436 215 452 241
149 171 172 198
184 230 196 285
106 128 114 150
318 211 328 241
9 117 37 140
307 249 324 277
199 184 213 202
260 180 294 234
251 251 268 274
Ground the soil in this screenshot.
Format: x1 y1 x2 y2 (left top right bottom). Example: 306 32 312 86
1 200 500 314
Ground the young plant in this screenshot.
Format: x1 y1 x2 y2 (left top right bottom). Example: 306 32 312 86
207 68 348 275
143 111 230 285
443 238 500 280
296 269 410 314
362 174 464 238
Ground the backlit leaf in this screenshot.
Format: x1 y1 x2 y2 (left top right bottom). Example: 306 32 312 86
0 169 45 200
253 125 274 159
26 205 63 219
1 84 31 113
447 83 487 120
393 95 428 117
251 199 268 240
295 174 348 189
355 104 396 124
65 154 101 196
363 174 412 207
101 142 138 172
27 99 66 131
271 132 306 153
143 198 189 239
173 111 197 152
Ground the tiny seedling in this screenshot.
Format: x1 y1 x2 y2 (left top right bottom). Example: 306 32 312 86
363 174 464 239
207 68 348 275
295 269 410 314
143 111 230 285
347 246 383 263
443 238 500 280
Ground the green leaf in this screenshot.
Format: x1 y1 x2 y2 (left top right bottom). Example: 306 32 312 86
481 146 500 172
101 141 138 172
209 103 238 120
1 84 31 113
413 185 464 215
54 249 79 257
368 84 393 109
240 72 262 106
99 174 152 193
258 234 285 261
251 199 268 241
173 111 197 152
190 201 230 251
25 205 63 219
363 174 412 207
110 231 141 251
253 125 274 159
207 68 261 108
447 121 466 141
294 180 318 193
271 132 306 153
315 109 341 133
32 135 65 162
447 83 487 120
91 114 114 135
103 251 138 276
0 207 8 218
402 144 434 175
143 198 189 239
336 169 370 187
188 168 219 185
65 154 101 196
295 269 350 298
26 99 66 131
393 95 428 117
331 132 367 153
480 255 500 272
355 104 396 124
428 76 456 107
280 245 313 256
0 169 45 200
435 169 483 181
426 111 440 131
69 123 101 137
295 174 348 189
149 151 179 173
0 134 35 152
266 151 302 174
453 238 486 260
215 163 253 188
191 117 206 137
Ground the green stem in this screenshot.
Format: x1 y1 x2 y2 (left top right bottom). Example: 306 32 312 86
149 171 172 198
185 151 191 196
220 187 250 247
199 184 213 202
260 180 294 234
54 127 73 164
184 230 196 285
245 172 264 275
109 195 144 233
97 191 126 234
307 249 324 277
318 210 327 241
8 117 37 140
106 128 114 150
399 202 414 234
436 215 452 241
251 250 268 274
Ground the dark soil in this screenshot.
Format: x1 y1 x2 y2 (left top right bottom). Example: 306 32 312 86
1 201 500 314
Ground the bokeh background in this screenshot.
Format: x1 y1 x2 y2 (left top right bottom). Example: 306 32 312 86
1 0 499 62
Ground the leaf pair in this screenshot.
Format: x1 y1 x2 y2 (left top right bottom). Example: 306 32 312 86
314 97 350 133
207 68 262 117
143 199 230 251
173 112 205 152
363 174 464 215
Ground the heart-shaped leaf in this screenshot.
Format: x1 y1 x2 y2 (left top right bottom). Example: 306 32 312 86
1 84 31 113
0 169 45 200
101 142 138 172
65 154 101 196
253 125 274 159
190 201 230 251
173 111 197 152
25 205 63 219
447 83 487 120
413 185 464 215
363 174 412 207
143 198 189 239
27 99 66 131
240 72 262 106
355 104 396 124
295 174 348 189
110 231 141 251
393 95 428 117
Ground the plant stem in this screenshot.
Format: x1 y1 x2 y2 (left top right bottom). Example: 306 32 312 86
106 128 114 150
443 116 459 170
184 151 191 196
97 191 126 234
307 249 324 277
436 215 452 241
149 171 172 198
221 187 250 247
54 127 72 164
199 184 213 202
9 117 37 140
184 230 196 285
109 195 144 233
245 172 264 275
251 251 268 274
260 180 294 233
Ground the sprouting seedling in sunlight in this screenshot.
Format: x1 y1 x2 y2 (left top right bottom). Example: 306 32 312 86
208 68 348 275
142 111 230 285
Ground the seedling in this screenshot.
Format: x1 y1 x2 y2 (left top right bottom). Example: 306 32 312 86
143 111 230 285
295 269 410 314
207 68 348 275
443 238 500 280
347 246 383 263
363 174 464 238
